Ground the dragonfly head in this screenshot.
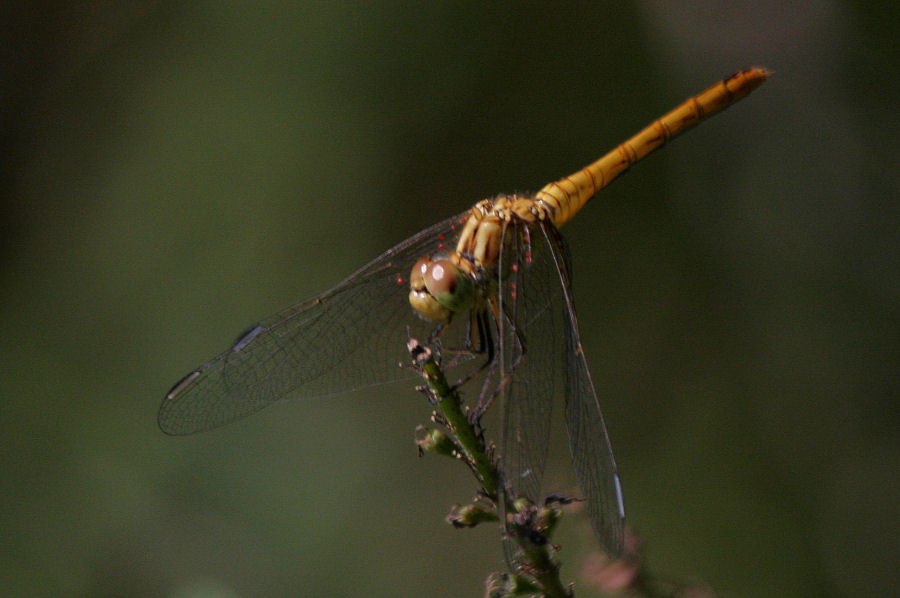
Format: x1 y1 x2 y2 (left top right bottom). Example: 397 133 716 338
408 256 475 323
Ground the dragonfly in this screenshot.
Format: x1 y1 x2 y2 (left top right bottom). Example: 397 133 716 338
160 67 770 559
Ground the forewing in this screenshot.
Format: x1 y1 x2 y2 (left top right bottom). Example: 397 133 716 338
497 218 565 504
159 211 470 435
543 222 625 557
497 217 624 559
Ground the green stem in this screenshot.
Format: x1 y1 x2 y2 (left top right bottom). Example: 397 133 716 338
419 356 498 499
411 340 571 598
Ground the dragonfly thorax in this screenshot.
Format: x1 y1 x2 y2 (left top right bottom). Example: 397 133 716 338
408 195 547 323
457 195 549 264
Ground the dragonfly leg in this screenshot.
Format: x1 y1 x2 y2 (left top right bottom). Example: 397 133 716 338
470 296 527 421
450 310 497 403
418 309 498 415
427 320 475 370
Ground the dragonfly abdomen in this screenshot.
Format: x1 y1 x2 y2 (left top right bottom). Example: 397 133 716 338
535 67 771 228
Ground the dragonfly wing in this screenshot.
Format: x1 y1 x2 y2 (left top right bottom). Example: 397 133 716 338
496 217 624 559
497 218 563 504
159 211 470 435
543 222 625 557
494 217 568 569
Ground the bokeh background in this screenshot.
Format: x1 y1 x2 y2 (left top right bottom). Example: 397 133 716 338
2 2 896 597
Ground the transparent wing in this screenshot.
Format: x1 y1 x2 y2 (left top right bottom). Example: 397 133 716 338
544 221 625 557
497 217 625 558
159 211 470 435
497 218 560 503
493 216 561 566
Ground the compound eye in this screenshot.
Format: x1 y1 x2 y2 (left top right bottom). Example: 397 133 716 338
407 256 474 322
424 258 473 313
408 257 450 323
410 257 430 291
408 288 451 323
423 259 459 295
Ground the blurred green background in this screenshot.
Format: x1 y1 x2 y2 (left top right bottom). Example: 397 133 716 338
2 2 896 597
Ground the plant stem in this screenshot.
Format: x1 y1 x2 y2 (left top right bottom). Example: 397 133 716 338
410 339 571 598
418 353 499 499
